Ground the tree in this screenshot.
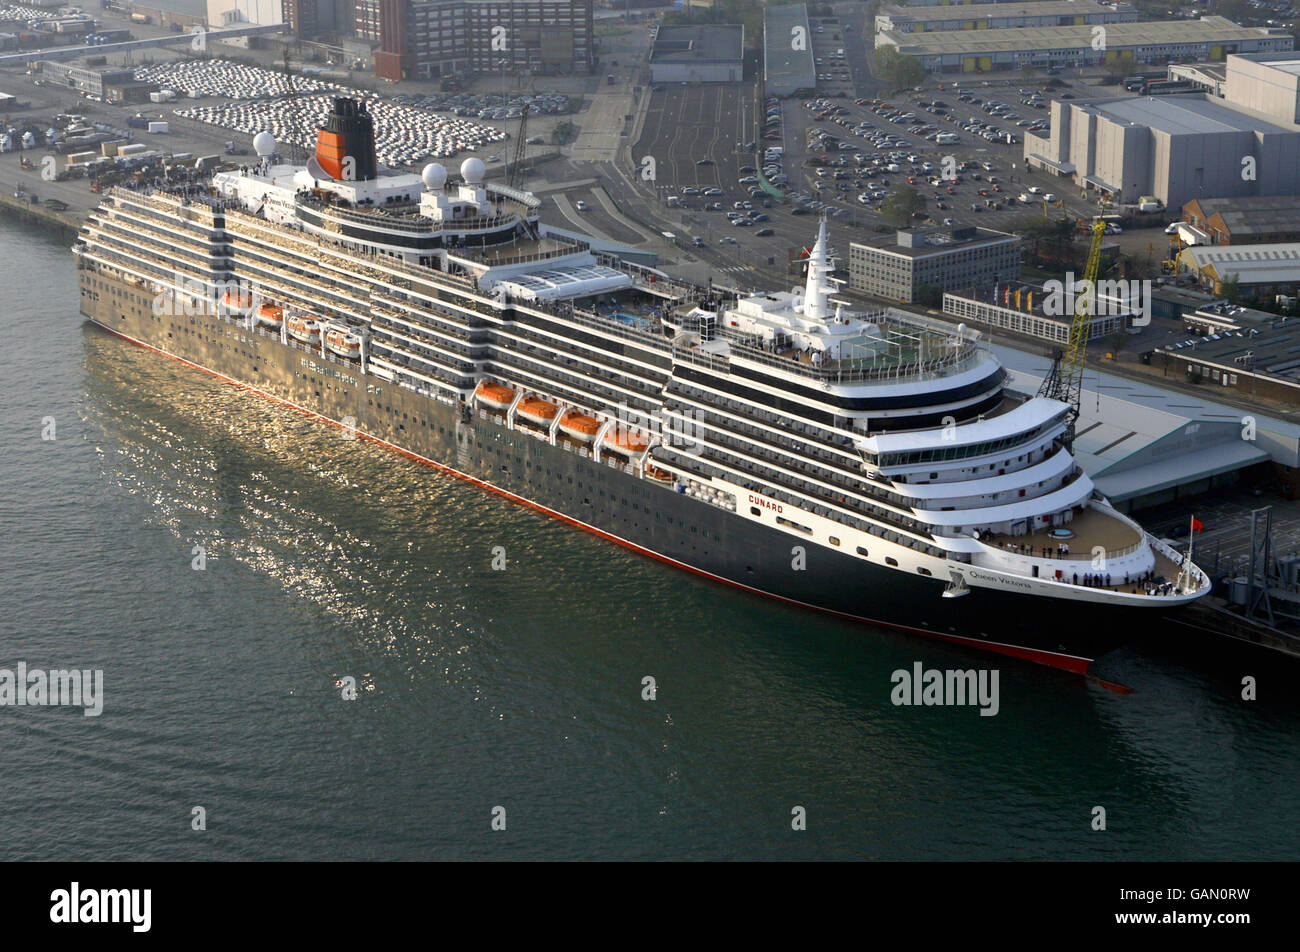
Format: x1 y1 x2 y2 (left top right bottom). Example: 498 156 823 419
875 47 926 91
882 185 925 227
1220 272 1241 304
1016 214 1073 266
551 121 578 146
915 283 943 308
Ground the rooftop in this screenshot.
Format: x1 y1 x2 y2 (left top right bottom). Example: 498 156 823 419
1185 194 1300 235
852 226 1020 259
1080 94 1300 135
1157 321 1300 383
1181 242 1300 283
993 344 1280 499
878 1 1125 21
650 24 744 64
883 16 1291 54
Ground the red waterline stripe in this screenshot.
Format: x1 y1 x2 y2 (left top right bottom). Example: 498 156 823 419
96 321 1096 676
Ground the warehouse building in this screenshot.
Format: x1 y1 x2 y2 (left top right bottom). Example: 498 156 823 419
1169 62 1228 98
1181 195 1300 245
873 1 1136 39
1178 242 1300 300
893 0 1083 5
37 62 135 98
876 16 1293 73
1222 51 1300 124
1023 96 1300 210
848 227 1020 304
764 2 815 97
1153 319 1300 404
649 24 743 83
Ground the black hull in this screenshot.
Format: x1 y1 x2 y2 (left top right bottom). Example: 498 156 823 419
80 280 1178 674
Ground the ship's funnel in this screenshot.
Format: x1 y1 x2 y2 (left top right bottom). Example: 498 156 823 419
315 98 378 183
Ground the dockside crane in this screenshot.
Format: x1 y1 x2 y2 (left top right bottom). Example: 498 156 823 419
1037 220 1107 447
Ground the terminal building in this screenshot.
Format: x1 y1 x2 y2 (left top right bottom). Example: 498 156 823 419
763 2 815 97
873 1 1136 38
995 346 1288 512
848 227 1020 304
649 25 743 83
1023 52 1300 210
876 16 1293 73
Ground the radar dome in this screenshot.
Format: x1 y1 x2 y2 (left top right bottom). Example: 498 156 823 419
421 163 447 190
253 132 276 157
460 157 485 184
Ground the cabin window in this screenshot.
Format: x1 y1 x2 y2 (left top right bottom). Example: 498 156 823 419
828 537 840 546
886 557 899 567
750 507 761 516
856 546 869 557
917 567 932 577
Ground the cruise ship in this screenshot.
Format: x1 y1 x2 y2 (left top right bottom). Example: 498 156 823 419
73 98 1210 673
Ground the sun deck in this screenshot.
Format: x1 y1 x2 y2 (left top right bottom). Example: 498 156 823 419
984 505 1142 561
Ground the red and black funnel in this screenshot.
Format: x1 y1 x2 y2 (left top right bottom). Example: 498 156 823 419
315 98 377 182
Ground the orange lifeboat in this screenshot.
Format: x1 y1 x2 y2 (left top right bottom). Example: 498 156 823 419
603 427 650 455
516 397 558 426
325 328 362 359
645 465 675 482
255 304 284 329
222 289 255 313
475 380 515 411
559 411 602 443
286 313 322 344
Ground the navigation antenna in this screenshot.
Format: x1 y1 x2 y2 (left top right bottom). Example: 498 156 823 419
1038 220 1106 448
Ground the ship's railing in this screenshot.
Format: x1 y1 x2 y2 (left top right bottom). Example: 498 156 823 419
466 235 590 269
295 193 524 236
724 335 986 385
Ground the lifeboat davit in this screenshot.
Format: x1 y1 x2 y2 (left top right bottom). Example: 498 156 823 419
255 304 284 329
475 380 515 410
286 313 322 344
603 427 650 455
559 411 602 443
325 328 362 360
516 397 558 426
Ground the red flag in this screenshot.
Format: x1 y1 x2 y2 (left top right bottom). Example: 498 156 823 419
1191 517 1203 532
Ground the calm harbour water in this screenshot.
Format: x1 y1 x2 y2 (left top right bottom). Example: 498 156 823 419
1 220 1299 861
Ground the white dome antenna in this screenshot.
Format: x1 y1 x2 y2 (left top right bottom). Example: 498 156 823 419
421 163 447 190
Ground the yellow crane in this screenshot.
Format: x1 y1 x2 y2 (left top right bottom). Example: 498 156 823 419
1038 220 1107 444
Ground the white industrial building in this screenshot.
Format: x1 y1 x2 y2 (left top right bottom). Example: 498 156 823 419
877 16 1293 73
874 1 1136 38
1024 52 1300 210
